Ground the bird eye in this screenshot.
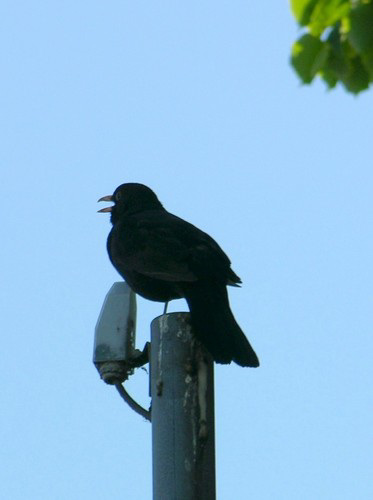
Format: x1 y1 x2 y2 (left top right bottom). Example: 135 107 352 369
115 192 122 201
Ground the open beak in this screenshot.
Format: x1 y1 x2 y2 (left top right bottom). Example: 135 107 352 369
97 195 113 213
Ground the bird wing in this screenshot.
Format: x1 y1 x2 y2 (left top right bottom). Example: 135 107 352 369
109 210 241 285
109 214 198 282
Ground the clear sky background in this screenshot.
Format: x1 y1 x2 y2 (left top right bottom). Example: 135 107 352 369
1 2 372 499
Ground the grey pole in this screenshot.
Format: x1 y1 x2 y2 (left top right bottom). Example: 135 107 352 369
150 312 216 500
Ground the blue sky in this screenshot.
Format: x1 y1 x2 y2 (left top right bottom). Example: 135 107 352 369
1 1 372 499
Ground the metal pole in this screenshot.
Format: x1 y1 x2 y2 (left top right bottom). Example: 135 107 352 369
150 312 216 500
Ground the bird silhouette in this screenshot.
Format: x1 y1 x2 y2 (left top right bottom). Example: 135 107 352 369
98 183 259 367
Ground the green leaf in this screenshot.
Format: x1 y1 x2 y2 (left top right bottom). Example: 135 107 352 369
309 0 350 36
290 0 318 25
290 0 373 94
291 34 327 83
325 26 350 79
361 48 373 78
349 3 373 54
341 56 370 94
321 68 338 89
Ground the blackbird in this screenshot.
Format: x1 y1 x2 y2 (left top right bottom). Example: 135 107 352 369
98 183 259 367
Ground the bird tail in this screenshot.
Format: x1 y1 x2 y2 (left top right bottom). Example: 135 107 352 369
184 283 259 367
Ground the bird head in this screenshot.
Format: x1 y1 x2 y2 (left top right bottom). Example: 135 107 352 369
98 183 163 223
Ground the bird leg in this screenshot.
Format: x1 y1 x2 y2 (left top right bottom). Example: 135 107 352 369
163 301 169 314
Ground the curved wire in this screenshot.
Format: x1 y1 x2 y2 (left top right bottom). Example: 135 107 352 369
115 382 151 421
